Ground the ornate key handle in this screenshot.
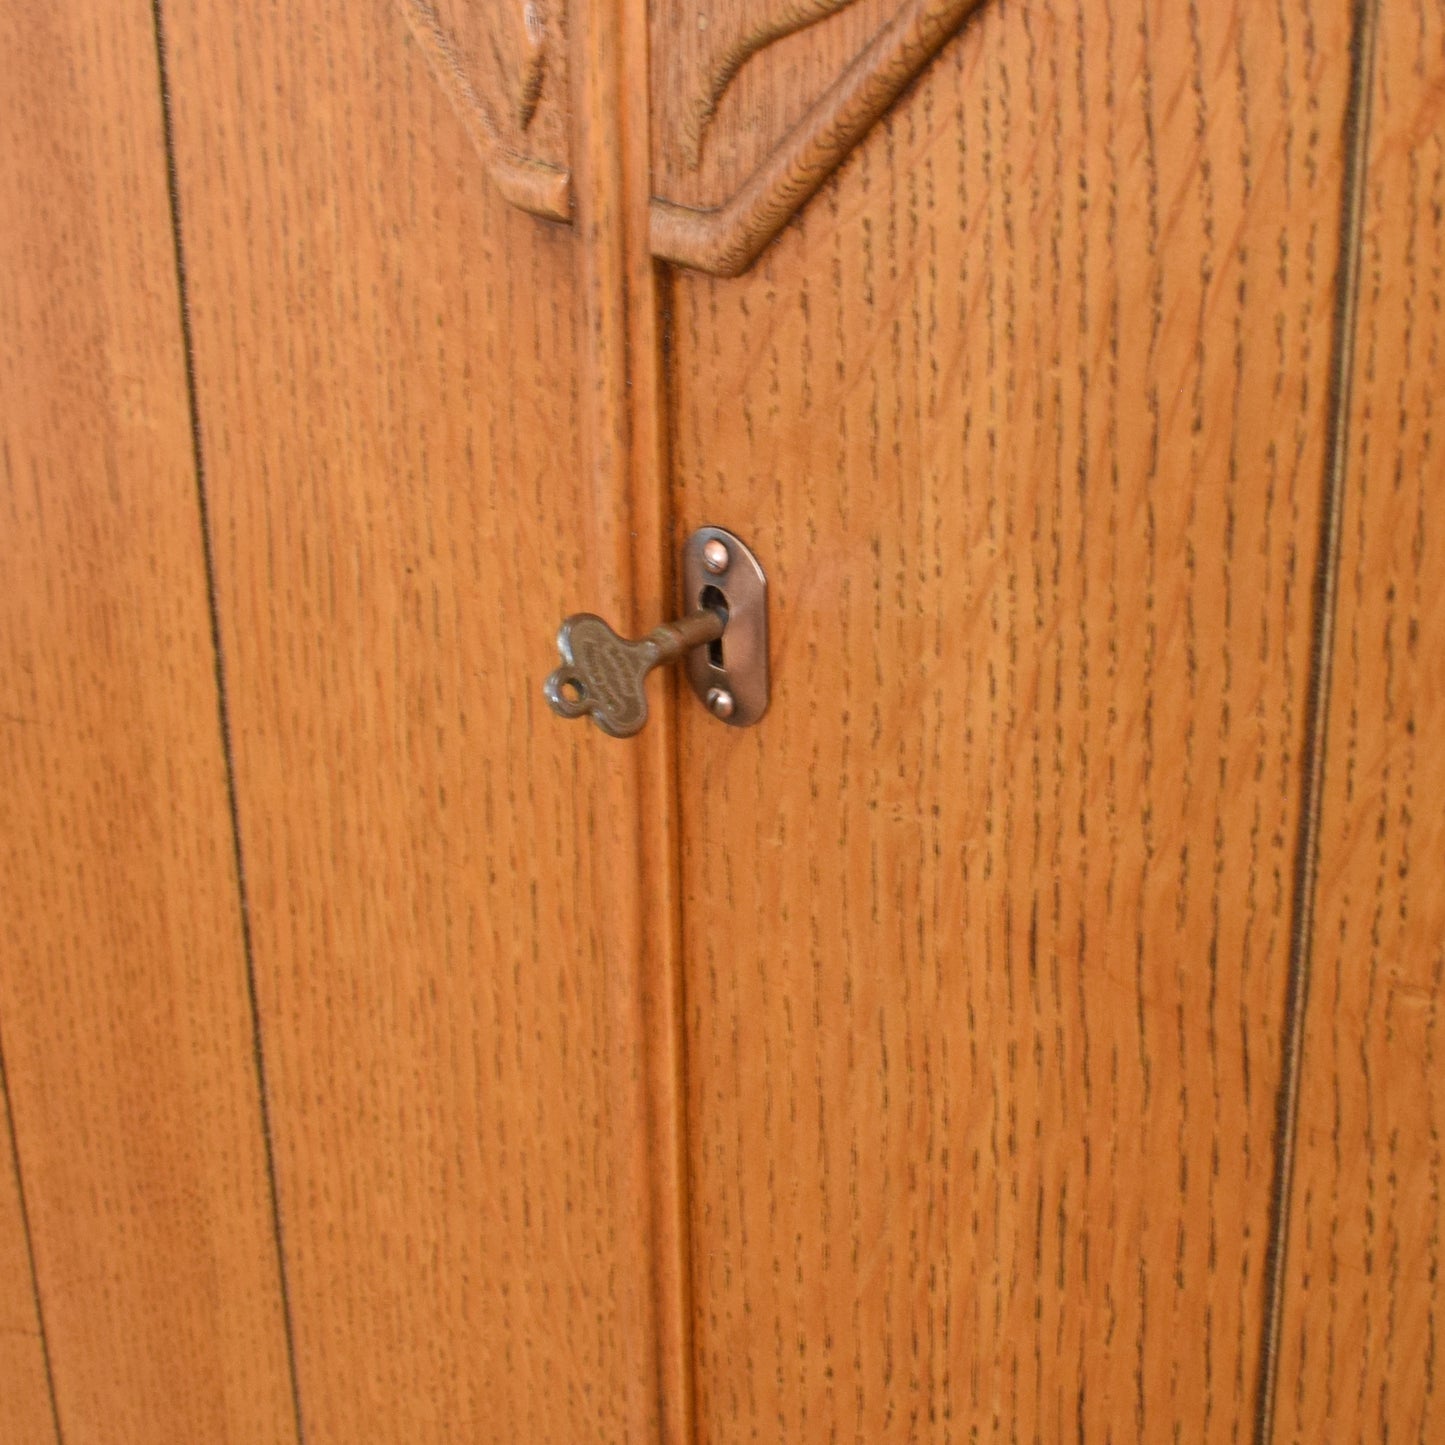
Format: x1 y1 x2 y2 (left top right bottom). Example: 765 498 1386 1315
545 610 724 738
544 527 769 739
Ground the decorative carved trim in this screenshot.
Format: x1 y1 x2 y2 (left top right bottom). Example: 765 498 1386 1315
683 0 860 169
400 0 572 222
650 0 991 276
401 0 990 270
513 0 548 128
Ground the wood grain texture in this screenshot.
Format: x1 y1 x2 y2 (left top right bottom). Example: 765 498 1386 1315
0 1 300 1441
160 0 675 1437
1275 2 1445 1439
668 0 1354 1438
0 1089 55 1445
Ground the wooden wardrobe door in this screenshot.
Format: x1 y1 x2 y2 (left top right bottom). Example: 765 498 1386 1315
1274 3 1445 1438
13 0 1424 1441
158 0 680 1441
0 2 300 1441
667 2 1356 1439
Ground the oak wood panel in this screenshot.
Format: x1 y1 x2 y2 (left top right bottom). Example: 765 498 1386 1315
0 1 300 1440
1275 3 1445 1438
0 1093 55 1444
669 1 1353 1438
161 0 677 1439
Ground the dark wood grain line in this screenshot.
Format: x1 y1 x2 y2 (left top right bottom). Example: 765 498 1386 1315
1083 6 1118 1434
0 1033 63 1445
1064 1 1099 1432
1133 6 1165 1429
1273 2 1445 1437
149 6 307 1440
1253 2 1380 1441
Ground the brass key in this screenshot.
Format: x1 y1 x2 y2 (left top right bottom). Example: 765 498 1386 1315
543 608 725 739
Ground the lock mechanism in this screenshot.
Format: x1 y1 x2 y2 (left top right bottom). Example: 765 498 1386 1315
543 526 769 738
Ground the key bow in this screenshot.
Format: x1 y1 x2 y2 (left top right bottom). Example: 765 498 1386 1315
544 609 724 738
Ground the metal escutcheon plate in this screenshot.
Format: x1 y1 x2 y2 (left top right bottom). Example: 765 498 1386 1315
681 526 769 728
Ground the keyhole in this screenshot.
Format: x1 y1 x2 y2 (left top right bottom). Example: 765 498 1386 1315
701 585 728 669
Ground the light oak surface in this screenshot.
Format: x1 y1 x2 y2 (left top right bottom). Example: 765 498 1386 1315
0 1 299 1441
1276 2 1445 1439
3 0 1441 1440
669 1 1354 1438
161 0 678 1439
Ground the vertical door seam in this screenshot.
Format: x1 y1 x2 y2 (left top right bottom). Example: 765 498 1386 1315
656 264 702 1445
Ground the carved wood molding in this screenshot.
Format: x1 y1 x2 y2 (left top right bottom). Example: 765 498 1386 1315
400 0 572 220
677 0 861 172
650 0 993 275
400 0 993 272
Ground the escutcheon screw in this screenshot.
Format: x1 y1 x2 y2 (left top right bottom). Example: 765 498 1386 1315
706 687 736 720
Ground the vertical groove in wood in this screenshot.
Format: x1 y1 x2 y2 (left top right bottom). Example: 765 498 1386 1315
0 1043 61 1445
0 0 301 1439
571 0 695 1436
668 1 1355 1439
1254 1 1380 1438
149 6 308 1437
1274 1 1445 1439
650 269 702 1445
